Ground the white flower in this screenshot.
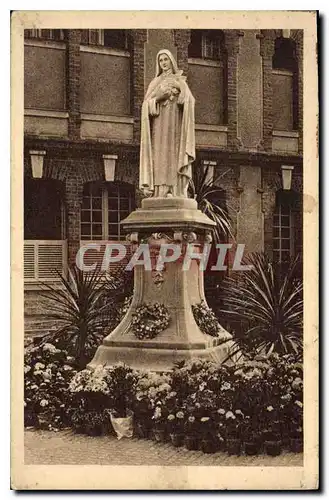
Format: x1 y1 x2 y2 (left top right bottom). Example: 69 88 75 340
42 343 57 353
188 416 195 423
295 400 303 408
40 399 48 407
200 417 210 422
34 363 45 371
225 411 235 419
63 365 73 371
167 414 175 421
221 382 231 391
235 409 243 416
24 365 31 374
267 406 274 412
154 407 162 419
217 409 225 415
176 411 184 419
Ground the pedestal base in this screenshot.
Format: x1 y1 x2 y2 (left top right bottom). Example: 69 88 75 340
89 339 235 372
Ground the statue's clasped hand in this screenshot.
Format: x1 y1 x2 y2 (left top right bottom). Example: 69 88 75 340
156 79 181 104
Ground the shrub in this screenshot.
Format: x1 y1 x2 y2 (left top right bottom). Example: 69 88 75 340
39 265 133 368
220 253 303 360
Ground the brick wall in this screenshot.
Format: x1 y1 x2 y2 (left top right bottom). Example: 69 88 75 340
173 29 190 75
260 30 276 151
291 29 303 153
131 29 148 144
67 30 81 139
223 30 240 149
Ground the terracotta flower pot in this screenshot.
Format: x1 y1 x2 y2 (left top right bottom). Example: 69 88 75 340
185 435 199 451
289 437 303 453
135 422 151 439
226 438 242 455
86 425 103 437
200 438 218 454
170 433 185 447
154 429 167 443
244 440 261 456
264 440 282 456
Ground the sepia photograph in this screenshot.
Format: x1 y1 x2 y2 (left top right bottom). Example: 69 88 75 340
11 10 318 490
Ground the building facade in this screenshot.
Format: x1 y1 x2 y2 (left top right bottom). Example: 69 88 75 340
23 28 303 333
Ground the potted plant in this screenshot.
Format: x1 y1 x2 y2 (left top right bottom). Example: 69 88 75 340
133 395 153 439
243 418 262 456
184 414 200 451
151 405 168 442
84 410 106 436
199 417 218 454
289 422 303 453
224 410 244 455
262 429 282 456
168 410 185 447
105 363 137 439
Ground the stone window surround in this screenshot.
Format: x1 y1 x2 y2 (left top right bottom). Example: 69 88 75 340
24 38 66 51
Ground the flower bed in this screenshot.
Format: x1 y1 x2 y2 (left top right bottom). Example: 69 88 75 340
25 347 303 455
24 342 77 430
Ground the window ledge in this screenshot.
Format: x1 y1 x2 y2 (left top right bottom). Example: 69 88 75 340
188 57 222 68
272 69 293 77
81 113 133 124
80 45 130 57
25 109 69 119
272 130 299 138
196 124 228 132
24 39 66 50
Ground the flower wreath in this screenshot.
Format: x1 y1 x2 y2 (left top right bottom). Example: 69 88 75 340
192 301 221 337
131 302 170 340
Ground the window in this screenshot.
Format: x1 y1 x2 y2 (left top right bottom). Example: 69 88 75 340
24 29 66 41
188 30 227 125
272 37 298 131
80 29 129 50
188 30 222 60
273 204 294 263
24 179 65 240
81 183 135 241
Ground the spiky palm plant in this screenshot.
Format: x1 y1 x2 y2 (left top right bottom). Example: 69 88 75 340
220 252 303 361
40 265 127 368
189 165 234 243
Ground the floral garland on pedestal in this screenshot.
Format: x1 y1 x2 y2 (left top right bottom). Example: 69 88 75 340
131 302 171 340
192 301 222 337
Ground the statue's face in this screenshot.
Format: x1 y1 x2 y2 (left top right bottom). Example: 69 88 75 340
158 53 172 72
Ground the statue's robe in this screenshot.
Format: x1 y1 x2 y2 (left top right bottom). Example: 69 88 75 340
140 71 195 194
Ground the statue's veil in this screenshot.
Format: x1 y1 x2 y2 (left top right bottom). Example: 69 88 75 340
155 49 179 76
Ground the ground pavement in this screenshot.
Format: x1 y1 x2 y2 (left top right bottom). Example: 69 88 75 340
25 430 303 466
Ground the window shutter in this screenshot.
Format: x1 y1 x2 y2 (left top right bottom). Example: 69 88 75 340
38 243 64 280
24 243 35 280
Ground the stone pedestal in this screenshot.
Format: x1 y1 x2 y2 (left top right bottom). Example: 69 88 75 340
89 197 233 372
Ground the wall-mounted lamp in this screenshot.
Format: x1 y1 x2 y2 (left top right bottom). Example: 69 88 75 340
281 165 294 190
30 150 46 179
103 154 118 182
